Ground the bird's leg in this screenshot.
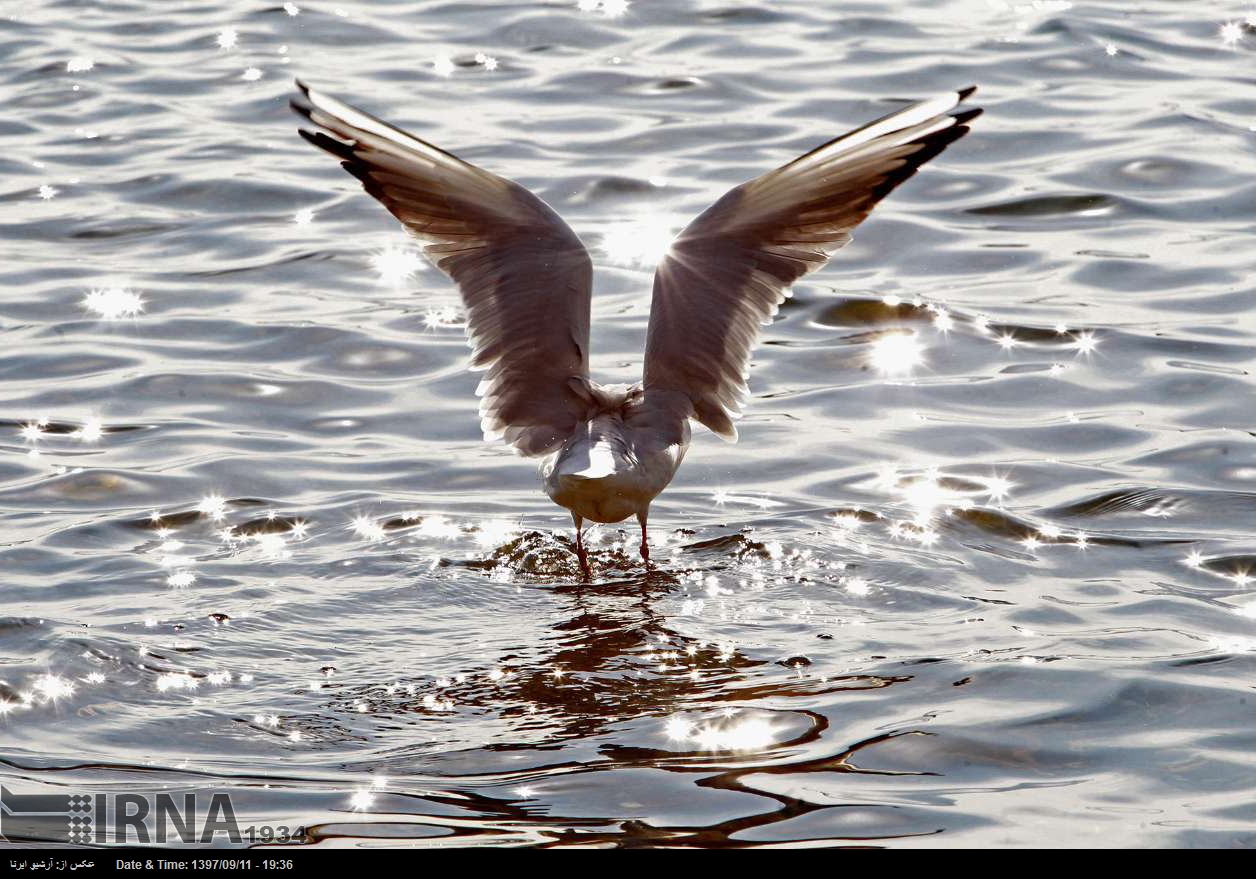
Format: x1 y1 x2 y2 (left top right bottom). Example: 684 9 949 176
573 513 591 580
637 510 650 566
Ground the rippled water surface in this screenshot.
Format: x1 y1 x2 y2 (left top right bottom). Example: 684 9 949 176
4 0 1256 849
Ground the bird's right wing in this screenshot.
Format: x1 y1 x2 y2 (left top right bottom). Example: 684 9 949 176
292 80 593 456
643 88 980 439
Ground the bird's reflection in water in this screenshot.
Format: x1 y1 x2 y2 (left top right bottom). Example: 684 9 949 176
308 531 931 847
384 531 776 741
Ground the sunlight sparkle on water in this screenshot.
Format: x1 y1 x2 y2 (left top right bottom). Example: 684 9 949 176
473 518 520 547
599 218 678 269
31 674 75 704
844 576 871 596
38 184 58 200
664 713 780 752
601 0 630 16
432 55 455 77
156 673 198 692
897 474 967 525
1220 21 1244 48
868 331 924 377
249 532 290 560
84 286 144 319
370 245 424 286
216 27 237 50
986 474 1014 503
1071 330 1099 355
417 514 461 540
198 494 227 521
874 464 1015 540
423 305 460 330
351 515 386 542
241 67 262 81
1209 635 1256 654
664 716 694 740
74 416 103 442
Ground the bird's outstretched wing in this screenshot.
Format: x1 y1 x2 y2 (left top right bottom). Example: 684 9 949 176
292 80 593 456
642 87 980 440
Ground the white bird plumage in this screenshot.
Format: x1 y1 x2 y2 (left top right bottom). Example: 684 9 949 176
291 80 980 576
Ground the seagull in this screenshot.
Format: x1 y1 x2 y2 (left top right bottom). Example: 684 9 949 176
292 81 980 578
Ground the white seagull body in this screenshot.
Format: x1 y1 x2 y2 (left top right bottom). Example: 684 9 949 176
292 81 980 576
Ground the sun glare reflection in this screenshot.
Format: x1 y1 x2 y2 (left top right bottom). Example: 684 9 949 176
83 287 144 320
370 245 424 286
432 55 455 77
74 416 103 442
866 464 1036 549
664 712 780 752
868 331 924 377
473 518 521 547
31 674 75 704
351 515 386 542
198 494 227 521
423 305 461 330
1220 20 1244 48
1070 330 1100 356
348 790 375 811
599 217 679 269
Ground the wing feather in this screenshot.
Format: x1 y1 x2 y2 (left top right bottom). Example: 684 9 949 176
643 88 981 439
292 80 592 456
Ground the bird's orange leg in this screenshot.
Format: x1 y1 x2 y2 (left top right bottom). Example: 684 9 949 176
637 510 650 566
573 513 591 580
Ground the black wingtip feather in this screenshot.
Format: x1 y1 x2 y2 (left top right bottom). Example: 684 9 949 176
297 128 357 163
838 108 978 215
290 96 314 122
951 107 983 126
958 84 978 101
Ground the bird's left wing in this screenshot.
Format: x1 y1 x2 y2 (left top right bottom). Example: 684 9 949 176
642 88 980 440
292 80 593 456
